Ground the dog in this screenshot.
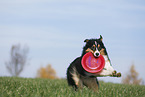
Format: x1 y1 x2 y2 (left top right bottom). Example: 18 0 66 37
66 35 121 91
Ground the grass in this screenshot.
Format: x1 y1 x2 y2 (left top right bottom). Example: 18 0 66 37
0 77 145 97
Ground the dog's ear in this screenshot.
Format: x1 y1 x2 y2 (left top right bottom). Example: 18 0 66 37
99 35 103 41
84 39 89 43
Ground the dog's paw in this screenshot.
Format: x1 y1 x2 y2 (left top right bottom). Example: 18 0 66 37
116 72 121 77
112 71 121 77
112 70 117 74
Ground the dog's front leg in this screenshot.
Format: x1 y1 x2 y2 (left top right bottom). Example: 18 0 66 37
71 68 83 89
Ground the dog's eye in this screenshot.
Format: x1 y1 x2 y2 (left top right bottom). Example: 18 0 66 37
91 45 96 50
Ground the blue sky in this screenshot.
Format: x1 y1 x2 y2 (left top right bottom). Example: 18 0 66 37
0 0 145 83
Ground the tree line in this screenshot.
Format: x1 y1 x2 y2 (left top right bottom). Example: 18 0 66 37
5 44 57 79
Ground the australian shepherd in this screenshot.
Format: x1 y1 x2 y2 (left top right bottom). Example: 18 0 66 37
66 35 121 91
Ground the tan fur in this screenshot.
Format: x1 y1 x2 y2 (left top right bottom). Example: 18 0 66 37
86 48 105 56
85 48 94 53
100 49 105 55
71 67 83 89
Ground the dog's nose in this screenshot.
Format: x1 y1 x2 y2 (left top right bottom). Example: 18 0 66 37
95 53 100 57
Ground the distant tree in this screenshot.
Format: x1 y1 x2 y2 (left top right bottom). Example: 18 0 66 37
5 44 29 77
37 64 58 79
122 64 142 85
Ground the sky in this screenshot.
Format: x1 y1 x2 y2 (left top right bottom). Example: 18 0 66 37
0 0 145 83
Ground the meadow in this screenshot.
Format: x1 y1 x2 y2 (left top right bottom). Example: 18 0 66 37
0 77 145 97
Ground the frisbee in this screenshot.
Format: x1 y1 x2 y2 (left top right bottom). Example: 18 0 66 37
81 52 105 73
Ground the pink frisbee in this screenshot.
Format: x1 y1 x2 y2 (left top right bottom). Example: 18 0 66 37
81 52 105 73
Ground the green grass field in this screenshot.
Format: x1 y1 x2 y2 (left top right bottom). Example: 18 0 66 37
0 77 145 97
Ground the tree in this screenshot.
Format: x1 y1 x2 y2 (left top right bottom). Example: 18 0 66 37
5 44 29 77
122 64 142 85
37 64 58 79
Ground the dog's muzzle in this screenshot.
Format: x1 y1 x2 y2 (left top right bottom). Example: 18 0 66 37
94 50 100 57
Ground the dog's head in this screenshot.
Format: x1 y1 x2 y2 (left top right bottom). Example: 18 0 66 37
83 35 107 58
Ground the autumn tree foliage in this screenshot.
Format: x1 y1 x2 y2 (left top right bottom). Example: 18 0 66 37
37 64 58 79
122 64 142 85
5 44 29 77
